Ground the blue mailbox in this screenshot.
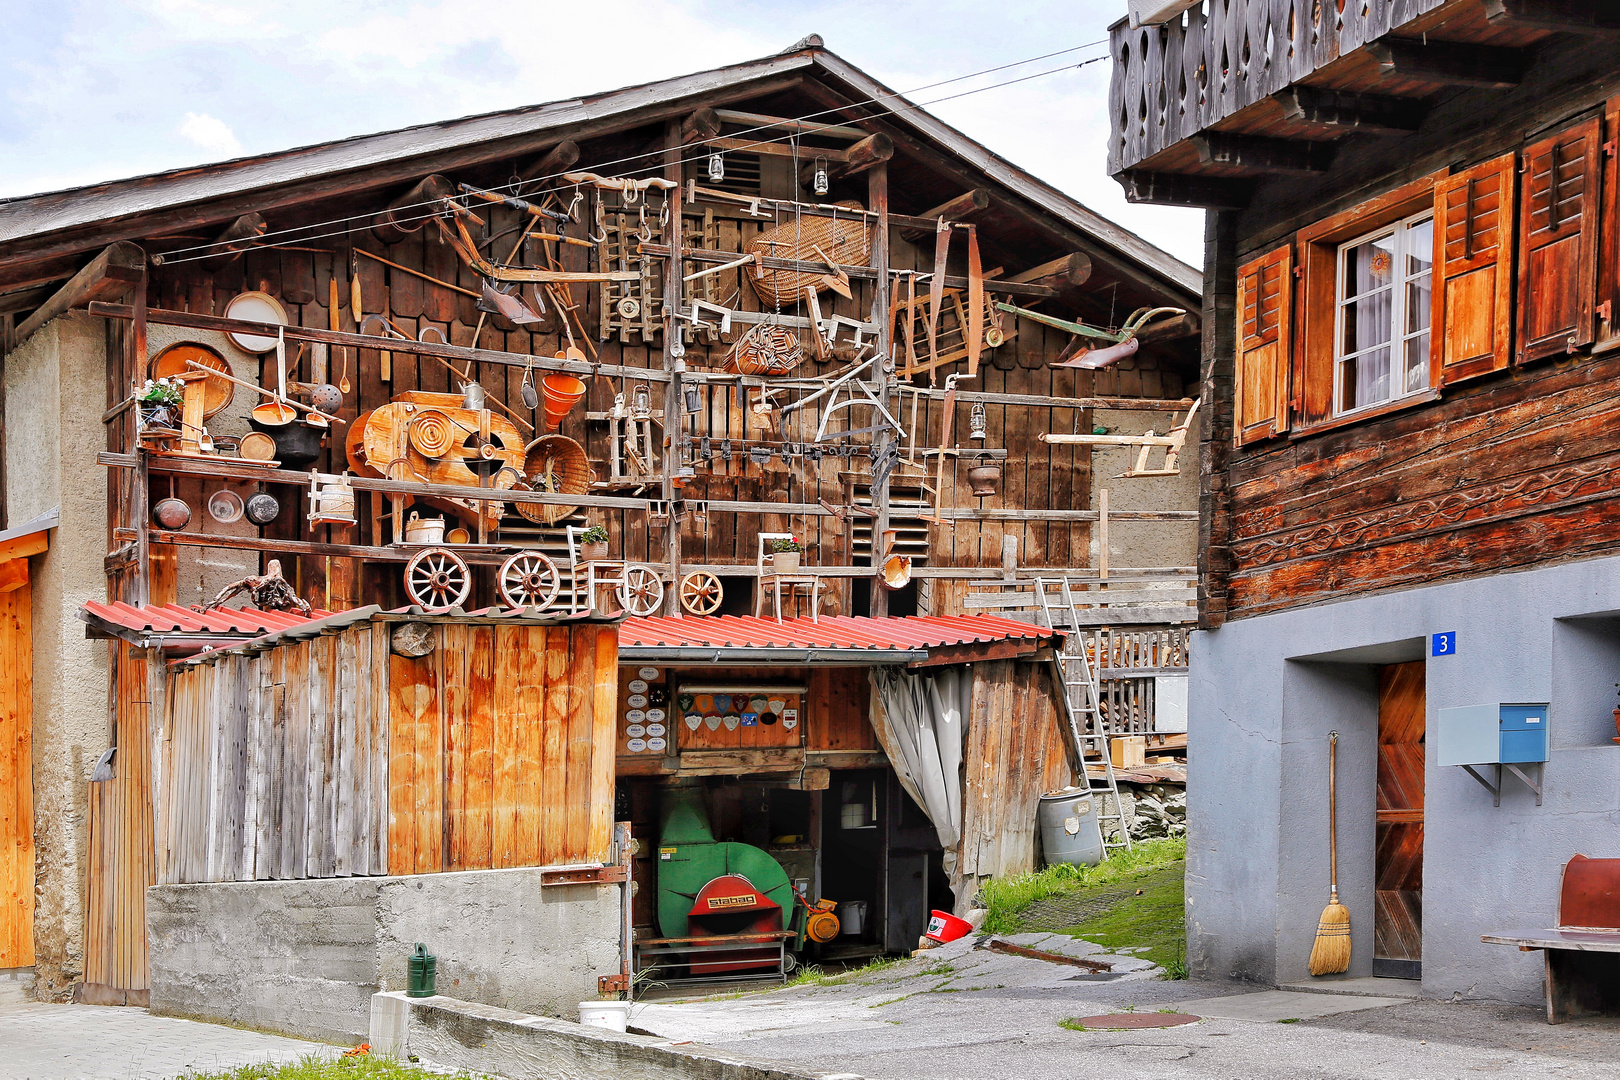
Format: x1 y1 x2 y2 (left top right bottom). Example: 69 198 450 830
1499 704 1548 764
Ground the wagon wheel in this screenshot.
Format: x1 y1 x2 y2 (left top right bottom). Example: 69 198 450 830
618 565 665 616
679 570 723 616
498 551 560 611
403 547 472 613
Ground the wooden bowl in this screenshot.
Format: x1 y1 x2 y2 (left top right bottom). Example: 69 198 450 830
239 431 278 461
152 342 234 417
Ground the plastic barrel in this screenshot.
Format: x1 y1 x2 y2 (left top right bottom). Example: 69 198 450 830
1037 787 1105 867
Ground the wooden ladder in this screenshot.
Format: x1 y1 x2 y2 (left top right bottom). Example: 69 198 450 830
1035 577 1133 854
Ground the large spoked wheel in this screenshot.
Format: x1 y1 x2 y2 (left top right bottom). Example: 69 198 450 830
679 570 723 616
498 551 560 611
618 565 665 616
404 547 472 613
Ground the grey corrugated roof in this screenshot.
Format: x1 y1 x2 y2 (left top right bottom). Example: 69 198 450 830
0 40 1197 300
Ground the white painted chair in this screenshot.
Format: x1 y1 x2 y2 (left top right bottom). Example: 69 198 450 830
754 531 822 623
565 525 664 616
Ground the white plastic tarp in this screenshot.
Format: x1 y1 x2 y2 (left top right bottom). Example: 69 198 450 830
869 666 970 874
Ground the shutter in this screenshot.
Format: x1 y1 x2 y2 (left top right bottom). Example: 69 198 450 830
1234 245 1292 446
1517 117 1601 362
1601 95 1620 342
1431 153 1516 385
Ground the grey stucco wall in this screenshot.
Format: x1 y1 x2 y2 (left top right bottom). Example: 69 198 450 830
1189 555 1620 1003
5 313 110 997
1091 406 1200 571
147 868 622 1044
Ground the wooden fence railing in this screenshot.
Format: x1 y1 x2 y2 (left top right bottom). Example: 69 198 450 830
1107 0 1452 174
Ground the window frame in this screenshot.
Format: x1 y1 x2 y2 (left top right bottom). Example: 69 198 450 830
1331 210 1435 418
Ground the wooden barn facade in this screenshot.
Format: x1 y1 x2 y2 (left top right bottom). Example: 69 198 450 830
1108 0 1620 1003
0 36 1200 1021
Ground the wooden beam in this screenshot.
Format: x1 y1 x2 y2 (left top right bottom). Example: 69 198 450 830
644 243 1061 299
1367 39 1528 89
205 213 267 262
1007 252 1093 292
1484 0 1620 33
1133 311 1201 343
898 189 991 241
799 133 893 186
12 242 145 348
1191 133 1335 174
1276 87 1426 136
1118 170 1254 210
0 560 29 593
371 174 457 245
519 139 581 184
0 284 57 318
680 108 722 143
712 108 870 141
0 531 49 564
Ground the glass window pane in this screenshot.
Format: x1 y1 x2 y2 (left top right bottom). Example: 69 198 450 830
1404 334 1429 393
1405 218 1433 279
1344 234 1396 299
1340 346 1390 411
1406 274 1432 334
1342 291 1393 354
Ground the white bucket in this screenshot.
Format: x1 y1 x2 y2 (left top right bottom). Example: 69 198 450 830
578 1000 631 1032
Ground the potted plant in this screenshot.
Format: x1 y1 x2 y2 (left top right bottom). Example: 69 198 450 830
581 524 610 561
136 377 184 431
769 535 803 573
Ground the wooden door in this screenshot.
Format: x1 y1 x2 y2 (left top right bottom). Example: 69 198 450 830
1375 661 1425 979
0 583 33 969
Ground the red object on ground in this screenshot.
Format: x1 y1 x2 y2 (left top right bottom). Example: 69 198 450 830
687 874 784 974
925 909 973 943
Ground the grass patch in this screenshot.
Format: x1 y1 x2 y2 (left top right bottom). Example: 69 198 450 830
788 955 901 989
978 837 1186 934
1055 865 1186 977
178 1054 487 1079
1058 1018 1088 1032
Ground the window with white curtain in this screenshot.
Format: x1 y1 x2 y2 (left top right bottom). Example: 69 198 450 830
1335 212 1433 415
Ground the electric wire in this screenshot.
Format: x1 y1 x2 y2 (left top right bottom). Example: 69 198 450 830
153 42 1113 264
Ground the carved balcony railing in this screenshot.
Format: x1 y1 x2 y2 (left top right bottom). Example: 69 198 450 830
1108 0 1453 176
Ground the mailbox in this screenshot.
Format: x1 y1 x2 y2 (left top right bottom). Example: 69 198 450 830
1499 704 1549 764
1436 702 1549 766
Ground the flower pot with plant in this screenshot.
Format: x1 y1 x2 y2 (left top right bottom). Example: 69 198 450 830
581 524 610 561
136 377 184 432
769 535 803 572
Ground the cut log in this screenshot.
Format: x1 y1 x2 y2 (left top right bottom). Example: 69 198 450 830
518 140 582 185
205 213 268 262
898 189 991 241
371 174 457 245
1008 252 1093 292
799 133 893 186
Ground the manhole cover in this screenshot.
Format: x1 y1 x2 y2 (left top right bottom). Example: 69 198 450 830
1067 1013 1200 1029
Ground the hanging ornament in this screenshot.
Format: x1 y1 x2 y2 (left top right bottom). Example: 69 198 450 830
969 401 988 441
812 156 830 197
707 152 725 183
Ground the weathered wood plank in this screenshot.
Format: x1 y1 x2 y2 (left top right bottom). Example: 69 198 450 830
490 627 520 869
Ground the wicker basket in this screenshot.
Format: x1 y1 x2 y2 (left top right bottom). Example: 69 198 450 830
746 201 870 308
517 434 594 525
724 323 804 377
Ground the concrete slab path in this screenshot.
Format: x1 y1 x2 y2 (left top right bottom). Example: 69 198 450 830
1 1000 337 1080
1176 989 1410 1022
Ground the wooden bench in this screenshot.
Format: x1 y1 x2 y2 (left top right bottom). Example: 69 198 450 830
1482 854 1620 1023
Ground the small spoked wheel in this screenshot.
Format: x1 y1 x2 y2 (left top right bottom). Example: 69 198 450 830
498 551 560 611
404 547 472 613
618 565 665 616
679 570 723 616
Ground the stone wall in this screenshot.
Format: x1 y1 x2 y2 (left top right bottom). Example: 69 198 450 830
148 868 622 1044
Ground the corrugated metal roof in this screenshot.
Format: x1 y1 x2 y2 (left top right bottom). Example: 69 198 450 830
619 614 1053 651
81 600 333 637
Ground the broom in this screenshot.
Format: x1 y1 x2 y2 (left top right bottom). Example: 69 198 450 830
1308 730 1351 975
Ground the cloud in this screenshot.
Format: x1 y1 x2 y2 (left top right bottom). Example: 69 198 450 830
178 111 241 158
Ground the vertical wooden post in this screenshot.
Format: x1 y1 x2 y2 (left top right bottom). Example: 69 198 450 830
868 164 892 616
1098 487 1110 581
131 273 150 607
662 121 685 615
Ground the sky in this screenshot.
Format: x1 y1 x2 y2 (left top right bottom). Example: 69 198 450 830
0 0 1205 266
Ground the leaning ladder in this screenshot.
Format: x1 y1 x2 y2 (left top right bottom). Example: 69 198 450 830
1035 577 1133 854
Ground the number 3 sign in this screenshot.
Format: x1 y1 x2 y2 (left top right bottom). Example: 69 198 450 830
1432 631 1456 656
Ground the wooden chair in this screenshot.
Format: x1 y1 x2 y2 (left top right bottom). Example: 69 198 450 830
754 532 822 624
564 525 664 616
1483 854 1620 1023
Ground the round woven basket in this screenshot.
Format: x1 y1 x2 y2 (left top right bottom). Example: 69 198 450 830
518 434 593 525
746 201 870 308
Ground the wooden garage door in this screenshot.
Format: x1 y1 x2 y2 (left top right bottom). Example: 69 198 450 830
0 582 33 969
1375 661 1424 979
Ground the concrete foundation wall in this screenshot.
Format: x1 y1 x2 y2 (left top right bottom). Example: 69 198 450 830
5 313 111 998
148 868 622 1044
1189 556 1620 1003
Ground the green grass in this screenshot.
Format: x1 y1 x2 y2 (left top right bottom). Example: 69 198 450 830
1054 864 1187 977
177 1054 489 1079
977 837 1186 934
786 955 902 989
1057 1018 1089 1032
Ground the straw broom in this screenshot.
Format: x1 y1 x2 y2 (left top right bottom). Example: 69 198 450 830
1309 730 1351 975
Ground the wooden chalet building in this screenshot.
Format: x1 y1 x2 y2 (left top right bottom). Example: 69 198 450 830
1109 0 1620 1002
0 36 1200 1031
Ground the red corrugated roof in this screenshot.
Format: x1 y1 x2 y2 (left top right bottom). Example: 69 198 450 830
619 614 1053 651
81 601 331 636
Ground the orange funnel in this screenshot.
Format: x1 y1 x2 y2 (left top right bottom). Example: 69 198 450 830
540 374 586 431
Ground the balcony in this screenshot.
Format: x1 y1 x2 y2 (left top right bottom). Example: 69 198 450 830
1106 0 1605 208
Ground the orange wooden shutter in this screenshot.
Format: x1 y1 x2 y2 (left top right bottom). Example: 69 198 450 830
1431 153 1516 384
1600 96 1620 343
1518 118 1601 362
1234 245 1292 446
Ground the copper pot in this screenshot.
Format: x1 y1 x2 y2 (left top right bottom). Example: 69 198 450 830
968 460 1002 497
152 497 191 530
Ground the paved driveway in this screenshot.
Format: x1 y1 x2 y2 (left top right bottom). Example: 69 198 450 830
1 1000 336 1080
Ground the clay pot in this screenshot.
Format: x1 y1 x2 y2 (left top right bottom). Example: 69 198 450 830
770 551 801 572
968 461 1002 497
582 540 609 561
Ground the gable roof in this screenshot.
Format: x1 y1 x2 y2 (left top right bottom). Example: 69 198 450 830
0 38 1197 300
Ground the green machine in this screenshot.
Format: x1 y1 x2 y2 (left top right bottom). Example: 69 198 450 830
656 789 796 940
